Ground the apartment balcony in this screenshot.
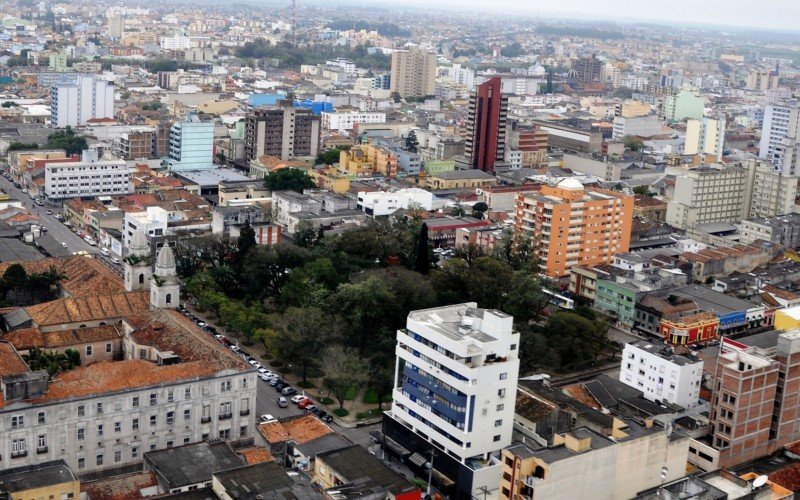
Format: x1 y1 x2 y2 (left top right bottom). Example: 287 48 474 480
201 416 212 424
219 413 232 420
240 409 250 416
11 450 27 459
36 446 48 454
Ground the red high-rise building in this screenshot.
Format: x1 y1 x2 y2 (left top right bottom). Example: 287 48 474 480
465 77 508 173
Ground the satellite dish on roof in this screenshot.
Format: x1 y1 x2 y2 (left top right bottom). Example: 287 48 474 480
753 475 769 489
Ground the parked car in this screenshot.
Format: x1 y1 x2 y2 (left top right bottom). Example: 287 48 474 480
274 382 287 391
257 368 270 375
259 414 276 423
323 415 334 423
269 378 282 387
259 373 272 382
277 397 288 408
281 386 297 396
206 326 217 334
291 395 308 404
297 398 314 409
304 405 318 414
111 257 120 264
46 210 53 215
100 248 110 256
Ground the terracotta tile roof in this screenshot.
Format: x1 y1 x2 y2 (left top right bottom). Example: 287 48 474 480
563 384 602 408
29 359 217 406
237 446 274 464
785 440 800 456
257 421 290 444
81 472 157 500
0 341 29 378
257 155 287 170
2 325 120 351
0 256 123 298
769 463 800 492
764 285 800 301
663 311 719 326
281 413 334 443
633 194 667 207
126 309 250 369
257 414 333 445
761 292 781 308
24 290 150 327
515 390 555 423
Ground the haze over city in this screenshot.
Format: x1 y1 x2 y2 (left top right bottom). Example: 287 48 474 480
2 0 800 498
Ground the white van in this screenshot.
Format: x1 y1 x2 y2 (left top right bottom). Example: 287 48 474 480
101 248 110 256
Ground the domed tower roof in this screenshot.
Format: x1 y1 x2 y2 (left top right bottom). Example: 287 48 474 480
154 244 177 277
128 230 149 256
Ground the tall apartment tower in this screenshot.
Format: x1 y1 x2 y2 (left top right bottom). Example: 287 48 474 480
759 100 800 174
514 179 633 278
107 14 124 40
244 102 320 161
708 331 800 468
383 303 520 499
573 55 602 84
390 46 437 98
166 112 214 171
50 75 114 128
465 77 508 173
684 117 725 162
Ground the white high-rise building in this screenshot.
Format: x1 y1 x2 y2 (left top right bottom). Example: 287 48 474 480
51 75 114 128
385 303 520 498
439 63 475 90
620 341 703 408
159 35 193 51
684 117 725 162
44 150 131 200
759 100 800 174
320 111 386 131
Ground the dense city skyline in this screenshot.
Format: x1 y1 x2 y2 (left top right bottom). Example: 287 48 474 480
350 0 800 31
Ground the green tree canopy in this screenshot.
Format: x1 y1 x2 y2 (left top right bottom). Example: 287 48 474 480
315 148 341 165
405 131 419 153
265 168 316 193
46 127 87 155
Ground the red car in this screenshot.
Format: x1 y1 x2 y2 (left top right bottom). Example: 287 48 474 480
298 398 314 410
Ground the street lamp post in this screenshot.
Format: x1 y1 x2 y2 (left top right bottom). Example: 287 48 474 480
425 448 435 497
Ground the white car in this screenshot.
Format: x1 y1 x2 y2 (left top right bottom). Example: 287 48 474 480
257 367 270 375
259 373 272 382
247 359 258 366
290 395 308 404
260 414 276 423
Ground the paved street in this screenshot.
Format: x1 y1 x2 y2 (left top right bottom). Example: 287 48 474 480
183 302 379 445
0 174 93 254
